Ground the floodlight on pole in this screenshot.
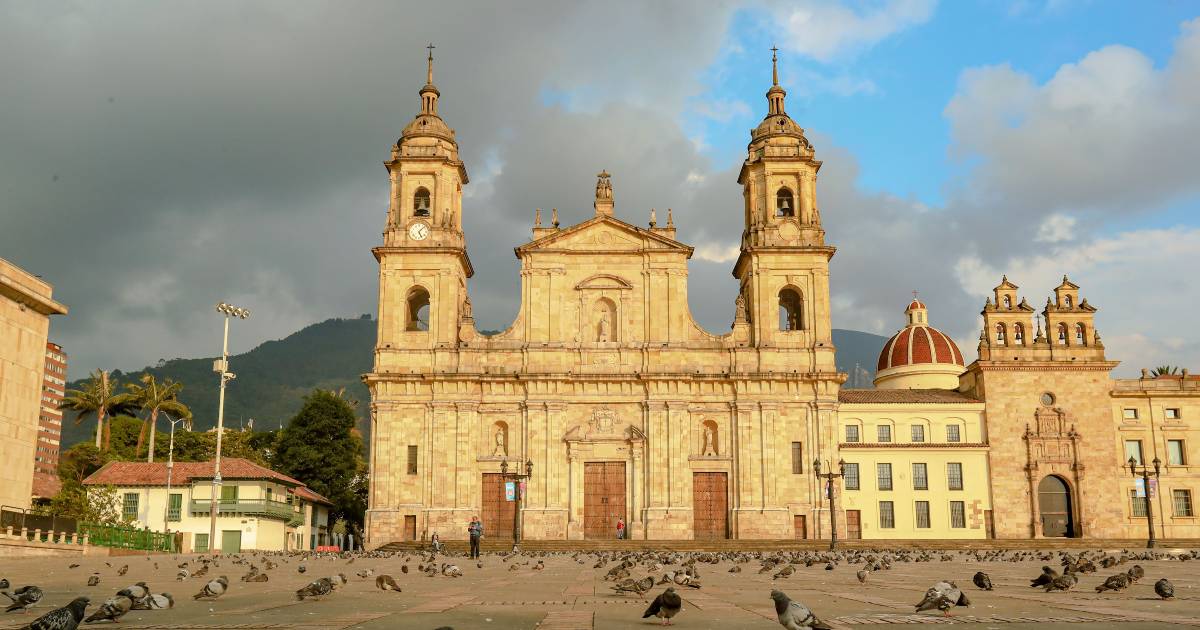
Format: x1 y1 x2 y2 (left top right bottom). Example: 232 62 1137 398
209 301 248 553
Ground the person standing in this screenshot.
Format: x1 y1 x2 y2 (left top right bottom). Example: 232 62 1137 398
616 517 626 540
468 516 483 559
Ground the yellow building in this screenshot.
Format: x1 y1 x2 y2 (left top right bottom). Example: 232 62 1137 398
0 256 68 510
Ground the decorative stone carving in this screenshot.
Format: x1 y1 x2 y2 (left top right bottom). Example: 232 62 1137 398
492 426 507 457
596 311 610 342
702 425 717 457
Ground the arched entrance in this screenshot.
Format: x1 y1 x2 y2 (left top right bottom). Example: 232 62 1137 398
1038 475 1075 537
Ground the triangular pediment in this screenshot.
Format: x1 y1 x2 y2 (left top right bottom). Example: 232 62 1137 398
516 216 693 256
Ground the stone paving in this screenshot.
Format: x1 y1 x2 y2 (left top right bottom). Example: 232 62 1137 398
0 547 1198 629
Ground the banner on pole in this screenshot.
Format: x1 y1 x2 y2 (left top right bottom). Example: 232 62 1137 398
505 481 516 502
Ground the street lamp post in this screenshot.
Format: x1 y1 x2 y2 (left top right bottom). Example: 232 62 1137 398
209 302 248 554
1128 455 1162 549
162 413 191 535
813 458 846 551
499 458 533 551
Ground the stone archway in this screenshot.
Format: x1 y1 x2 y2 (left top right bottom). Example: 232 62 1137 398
1038 475 1074 538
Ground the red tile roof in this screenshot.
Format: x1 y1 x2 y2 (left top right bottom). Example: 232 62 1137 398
83 457 305 488
32 473 62 499
294 486 334 506
878 325 965 371
838 389 981 404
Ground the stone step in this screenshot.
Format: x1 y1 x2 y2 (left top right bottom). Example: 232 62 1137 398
375 538 1197 553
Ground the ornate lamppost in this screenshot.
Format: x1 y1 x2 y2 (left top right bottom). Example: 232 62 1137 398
161 412 192 535
813 458 846 551
1128 455 1162 548
499 457 533 551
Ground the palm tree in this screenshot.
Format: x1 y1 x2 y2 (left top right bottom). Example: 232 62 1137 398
60 370 135 450
1153 366 1180 376
120 374 192 463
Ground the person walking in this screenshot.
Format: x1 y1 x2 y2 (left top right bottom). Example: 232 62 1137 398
616 517 626 540
468 516 483 559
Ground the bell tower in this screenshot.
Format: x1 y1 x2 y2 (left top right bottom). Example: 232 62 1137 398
732 49 836 368
375 45 473 354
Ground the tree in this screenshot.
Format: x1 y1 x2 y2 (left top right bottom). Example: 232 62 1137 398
274 389 367 525
48 483 122 525
60 370 135 450
58 442 113 485
1153 365 1180 376
118 374 192 462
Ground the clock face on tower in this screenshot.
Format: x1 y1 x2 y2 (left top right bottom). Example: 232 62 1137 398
408 222 430 241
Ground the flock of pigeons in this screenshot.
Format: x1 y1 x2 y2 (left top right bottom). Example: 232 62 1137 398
0 546 1193 629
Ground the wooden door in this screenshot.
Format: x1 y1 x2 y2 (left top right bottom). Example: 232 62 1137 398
794 515 807 539
221 529 242 553
584 462 626 539
1038 475 1074 537
845 510 862 540
481 473 515 541
692 472 728 539
403 515 417 541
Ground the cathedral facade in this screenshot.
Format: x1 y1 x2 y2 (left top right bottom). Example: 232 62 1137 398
364 52 1199 545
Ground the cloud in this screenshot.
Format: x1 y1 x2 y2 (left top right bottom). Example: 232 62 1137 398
690 98 752 122
1035 213 1077 243
694 242 741 263
777 0 938 62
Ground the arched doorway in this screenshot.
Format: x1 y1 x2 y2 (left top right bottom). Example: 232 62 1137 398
1038 475 1075 537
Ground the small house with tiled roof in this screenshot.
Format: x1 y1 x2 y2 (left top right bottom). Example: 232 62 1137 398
83 457 331 553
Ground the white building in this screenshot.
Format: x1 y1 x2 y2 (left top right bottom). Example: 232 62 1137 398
83 458 331 553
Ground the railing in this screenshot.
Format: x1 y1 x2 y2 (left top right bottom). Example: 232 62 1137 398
79 522 174 552
189 499 296 521
2 505 77 534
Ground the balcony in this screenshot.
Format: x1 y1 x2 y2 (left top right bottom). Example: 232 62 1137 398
189 499 297 521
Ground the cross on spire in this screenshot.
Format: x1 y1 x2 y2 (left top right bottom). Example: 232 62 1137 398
426 43 435 84
912 290 919 301
770 45 779 86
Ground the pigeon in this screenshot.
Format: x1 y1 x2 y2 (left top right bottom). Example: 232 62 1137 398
1154 578 1174 600
20 596 88 630
329 573 349 588
1044 573 1078 592
1029 566 1058 587
69 564 81 570
972 571 992 591
6 585 44 612
296 577 333 601
175 569 189 581
192 576 228 600
244 574 268 583
1095 573 1130 593
1126 564 1145 583
0 578 8 591
146 593 174 609
297 564 306 574
642 587 682 626
375 575 401 592
770 590 832 630
856 569 869 584
116 583 150 601
86 576 99 588
915 581 970 617
83 596 133 623
116 565 128 577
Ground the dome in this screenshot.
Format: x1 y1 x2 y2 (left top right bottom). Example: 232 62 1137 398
874 299 966 389
751 113 811 146
400 113 455 144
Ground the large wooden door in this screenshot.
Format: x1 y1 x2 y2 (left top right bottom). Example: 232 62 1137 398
793 515 807 539
221 529 241 553
1039 475 1074 537
845 510 862 539
692 472 728 539
584 462 626 539
481 473 515 540
403 515 417 541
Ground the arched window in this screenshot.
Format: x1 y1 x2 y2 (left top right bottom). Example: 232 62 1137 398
1074 323 1086 346
776 187 795 217
1014 323 1025 344
1064 295 1072 308
995 323 1006 344
405 286 430 331
1057 323 1068 345
1003 295 1011 308
413 187 431 217
778 287 803 331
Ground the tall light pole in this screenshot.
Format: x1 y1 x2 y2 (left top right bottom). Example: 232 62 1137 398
813 458 846 551
209 302 248 553
1128 455 1162 549
162 412 191 536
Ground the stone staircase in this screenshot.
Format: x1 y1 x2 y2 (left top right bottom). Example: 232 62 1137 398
375 538 1198 553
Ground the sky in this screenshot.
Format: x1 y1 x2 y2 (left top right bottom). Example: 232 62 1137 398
2 0 1199 379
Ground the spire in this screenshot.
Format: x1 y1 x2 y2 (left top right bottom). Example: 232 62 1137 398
771 45 779 86
426 42 435 85
420 43 440 116
766 46 786 116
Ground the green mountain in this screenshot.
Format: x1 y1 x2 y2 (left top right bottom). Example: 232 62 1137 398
63 318 887 448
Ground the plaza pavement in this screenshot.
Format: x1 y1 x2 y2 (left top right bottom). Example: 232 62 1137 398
0 547 1198 629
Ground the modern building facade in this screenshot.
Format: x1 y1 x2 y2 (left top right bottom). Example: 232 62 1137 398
0 256 68 510
364 53 1197 545
32 341 67 501
83 458 331 552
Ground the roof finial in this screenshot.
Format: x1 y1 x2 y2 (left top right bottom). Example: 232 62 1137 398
912 289 919 301
666 208 674 227
426 43 435 85
771 45 779 86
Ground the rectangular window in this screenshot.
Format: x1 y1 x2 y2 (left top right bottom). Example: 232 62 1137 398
843 463 860 490
1168 440 1186 466
1130 490 1148 517
912 463 928 490
167 493 182 522
122 492 139 521
911 425 925 443
407 445 418 475
1165 408 1181 420
877 425 892 443
220 485 238 502
946 425 961 443
265 487 273 503
1125 440 1144 465
195 533 209 553
879 501 895 529
950 501 966 528
877 463 893 491
915 501 930 528
1174 490 1194 517
789 442 804 474
947 463 964 491
1123 408 1139 420
845 425 860 443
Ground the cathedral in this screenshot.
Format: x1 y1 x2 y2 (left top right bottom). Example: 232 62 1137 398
364 50 1199 545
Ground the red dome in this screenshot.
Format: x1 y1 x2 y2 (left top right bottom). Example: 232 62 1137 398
877 324 964 372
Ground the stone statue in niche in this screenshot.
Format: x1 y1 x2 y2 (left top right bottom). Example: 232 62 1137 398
734 293 747 323
493 427 507 457
702 426 717 457
597 311 611 342
461 295 473 320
